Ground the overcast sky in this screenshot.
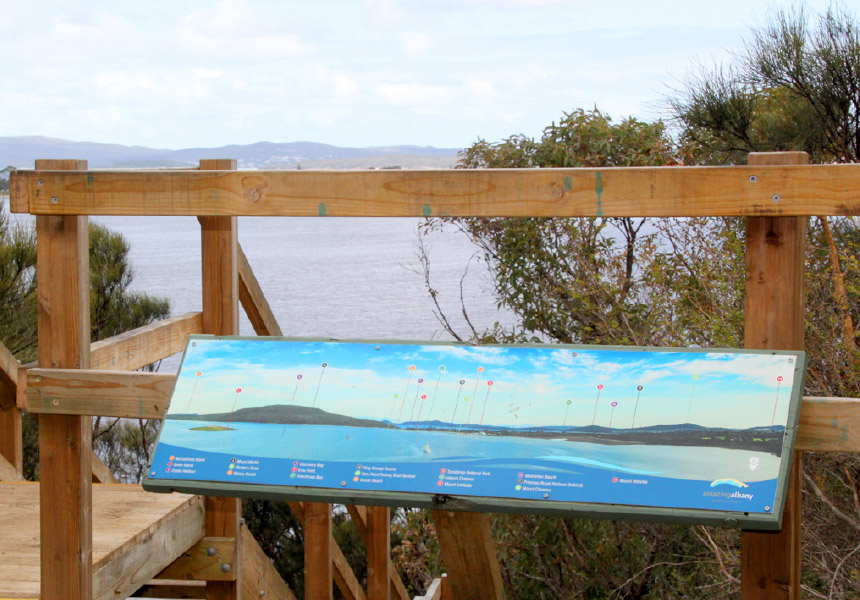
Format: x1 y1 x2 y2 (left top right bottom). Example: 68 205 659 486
1 0 841 150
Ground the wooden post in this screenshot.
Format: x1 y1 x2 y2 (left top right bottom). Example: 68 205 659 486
304 501 333 600
741 151 808 599
35 158 92 600
366 506 390 600
199 158 242 600
431 510 504 600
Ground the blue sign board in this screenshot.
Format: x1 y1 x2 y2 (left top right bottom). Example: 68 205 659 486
144 336 805 529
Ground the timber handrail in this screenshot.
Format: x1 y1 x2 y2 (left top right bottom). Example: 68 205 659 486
10 164 860 217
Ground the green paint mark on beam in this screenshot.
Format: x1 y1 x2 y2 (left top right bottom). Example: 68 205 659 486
423 204 432 217
318 203 327 216
564 176 572 192
595 172 604 217
87 173 94 189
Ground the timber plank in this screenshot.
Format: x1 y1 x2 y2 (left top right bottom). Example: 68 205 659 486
0 452 23 481
797 396 860 452
26 368 174 419
90 312 203 371
238 245 282 337
0 482 201 600
240 525 298 600
741 151 807 600
10 164 860 217
332 539 366 600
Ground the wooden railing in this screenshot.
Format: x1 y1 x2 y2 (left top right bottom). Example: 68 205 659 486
5 151 859 600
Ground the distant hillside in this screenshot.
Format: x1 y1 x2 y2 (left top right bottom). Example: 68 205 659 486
169 404 389 428
0 136 460 170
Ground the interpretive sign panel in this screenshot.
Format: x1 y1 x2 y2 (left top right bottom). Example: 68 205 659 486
144 335 806 529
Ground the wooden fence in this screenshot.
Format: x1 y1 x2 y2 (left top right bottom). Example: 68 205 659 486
4 151 860 599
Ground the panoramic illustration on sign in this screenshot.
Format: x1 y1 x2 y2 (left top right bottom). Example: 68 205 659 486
145 336 804 525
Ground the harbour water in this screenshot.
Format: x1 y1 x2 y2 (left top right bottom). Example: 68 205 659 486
4 198 516 368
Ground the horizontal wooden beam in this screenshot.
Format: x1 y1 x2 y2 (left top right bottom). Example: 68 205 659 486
11 164 860 217
21 368 860 452
90 312 203 371
156 537 237 582
796 396 860 452
26 369 174 419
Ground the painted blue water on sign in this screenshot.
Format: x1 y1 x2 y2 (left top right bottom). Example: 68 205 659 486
145 336 803 520
149 421 780 513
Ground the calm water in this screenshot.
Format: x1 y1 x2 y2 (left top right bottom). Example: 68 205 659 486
158 421 780 482
148 421 780 514
5 197 515 369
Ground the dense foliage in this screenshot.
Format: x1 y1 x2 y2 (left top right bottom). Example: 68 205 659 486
411 5 860 598
0 206 170 480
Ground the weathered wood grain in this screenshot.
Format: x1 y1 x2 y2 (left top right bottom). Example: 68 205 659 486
11 164 860 217
35 159 92 600
240 525 298 600
26 368 174 418
90 312 203 371
199 158 242 600
332 538 366 600
0 481 202 600
366 506 390 600
741 151 807 600
238 245 283 337
305 502 334 600
431 510 504 600
157 537 236 582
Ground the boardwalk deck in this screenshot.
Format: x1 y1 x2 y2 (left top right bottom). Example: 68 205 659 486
0 482 203 600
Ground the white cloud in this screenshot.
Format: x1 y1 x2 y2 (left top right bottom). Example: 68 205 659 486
176 0 313 59
399 32 434 57
374 81 452 107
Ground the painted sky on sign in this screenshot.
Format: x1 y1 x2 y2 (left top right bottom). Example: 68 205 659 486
171 338 799 430
0 0 842 149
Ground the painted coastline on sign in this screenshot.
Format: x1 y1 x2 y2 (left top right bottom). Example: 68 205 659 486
148 337 801 515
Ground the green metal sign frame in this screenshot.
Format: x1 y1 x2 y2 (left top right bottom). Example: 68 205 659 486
144 335 805 530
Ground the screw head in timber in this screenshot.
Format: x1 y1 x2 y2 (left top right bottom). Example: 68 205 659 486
51 197 58 204
38 179 44 186
772 194 781 202
221 563 232 573
206 546 217 557
749 175 757 182
52 398 59 407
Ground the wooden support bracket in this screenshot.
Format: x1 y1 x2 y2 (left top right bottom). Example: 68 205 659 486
157 537 237 582
431 510 504 600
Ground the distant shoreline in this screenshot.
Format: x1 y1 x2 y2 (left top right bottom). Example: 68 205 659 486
170 404 785 457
